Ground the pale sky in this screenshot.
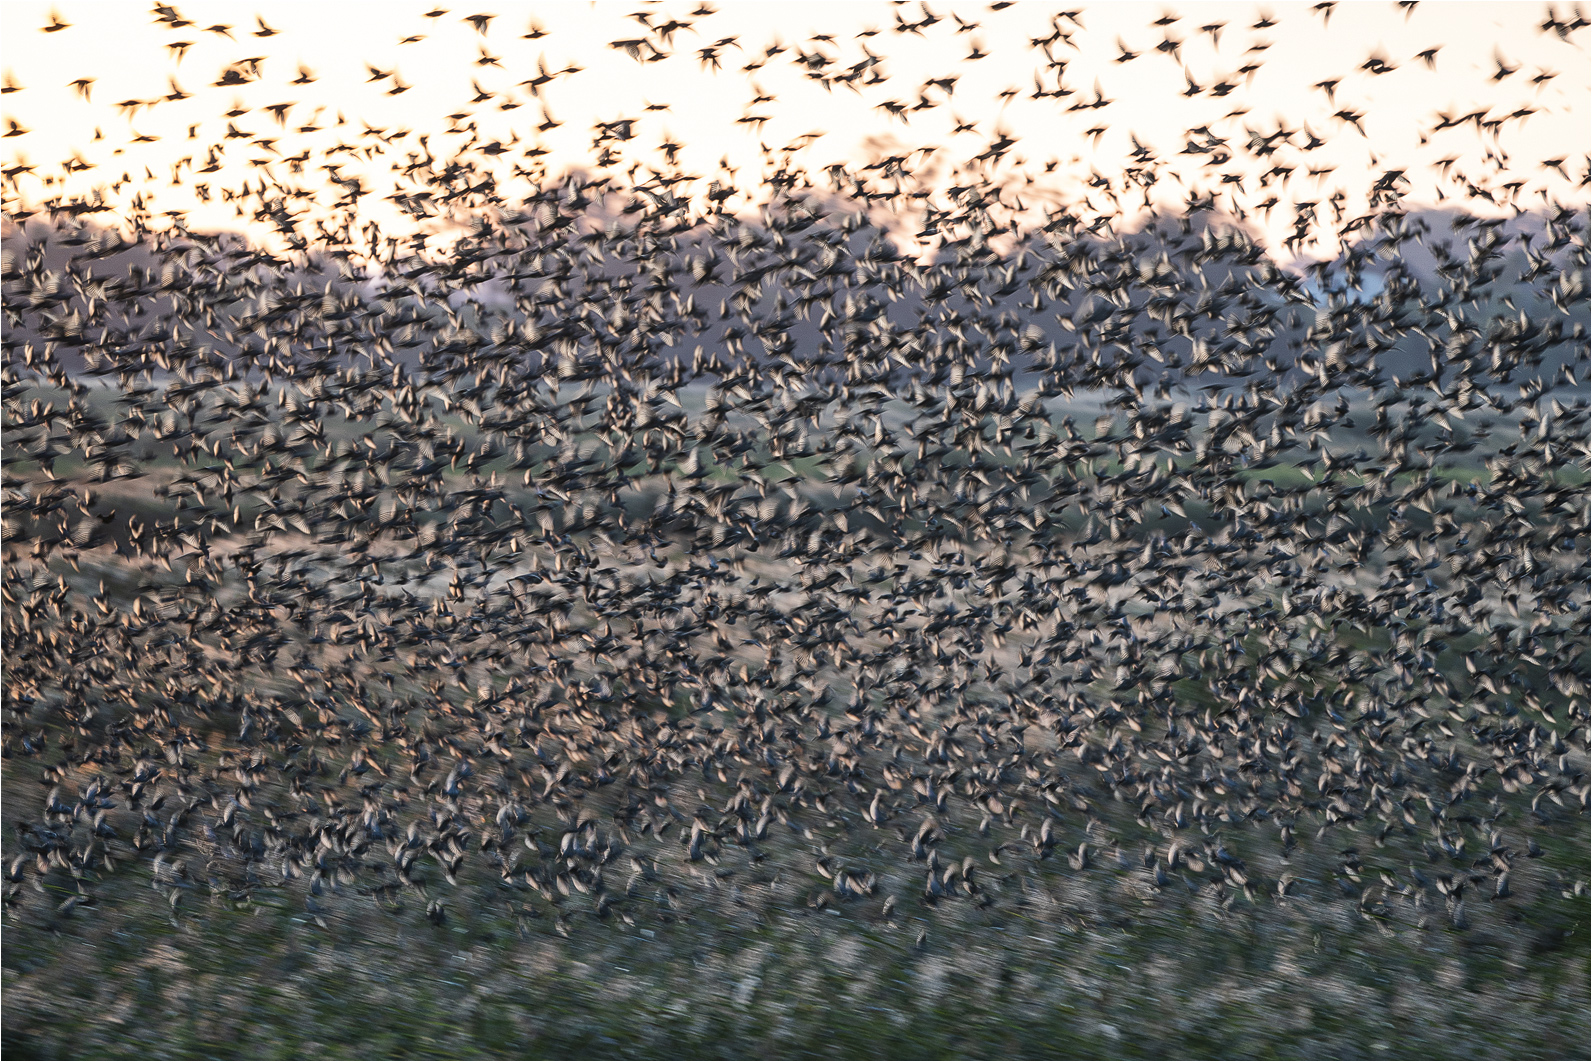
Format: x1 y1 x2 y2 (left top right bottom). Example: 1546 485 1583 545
2 1 1587 259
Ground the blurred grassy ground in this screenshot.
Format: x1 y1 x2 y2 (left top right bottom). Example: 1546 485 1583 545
4 843 1588 1060
4 388 1588 1060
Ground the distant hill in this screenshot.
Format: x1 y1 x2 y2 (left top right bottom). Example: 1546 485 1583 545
5 194 1585 400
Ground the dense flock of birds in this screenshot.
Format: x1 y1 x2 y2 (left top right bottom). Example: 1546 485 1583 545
1 3 1589 943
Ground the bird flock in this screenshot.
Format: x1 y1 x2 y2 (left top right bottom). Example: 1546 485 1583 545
2 2 1589 944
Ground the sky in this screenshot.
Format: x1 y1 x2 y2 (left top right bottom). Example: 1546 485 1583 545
2 1 1588 260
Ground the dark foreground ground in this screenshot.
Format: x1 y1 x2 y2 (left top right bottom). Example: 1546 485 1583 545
4 408 1589 1059
4 816 1587 1060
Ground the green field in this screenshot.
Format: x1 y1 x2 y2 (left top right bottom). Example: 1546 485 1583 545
5 384 1589 1059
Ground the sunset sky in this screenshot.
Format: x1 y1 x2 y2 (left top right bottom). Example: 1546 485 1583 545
2 1 1587 259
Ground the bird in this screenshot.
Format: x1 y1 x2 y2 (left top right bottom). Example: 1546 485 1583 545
1361 49 1397 75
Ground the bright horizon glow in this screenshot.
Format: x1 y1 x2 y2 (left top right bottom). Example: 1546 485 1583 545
2 1 1587 262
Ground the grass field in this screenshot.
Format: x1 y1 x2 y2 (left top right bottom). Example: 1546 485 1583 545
4 381 1589 1059
4 839 1588 1060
